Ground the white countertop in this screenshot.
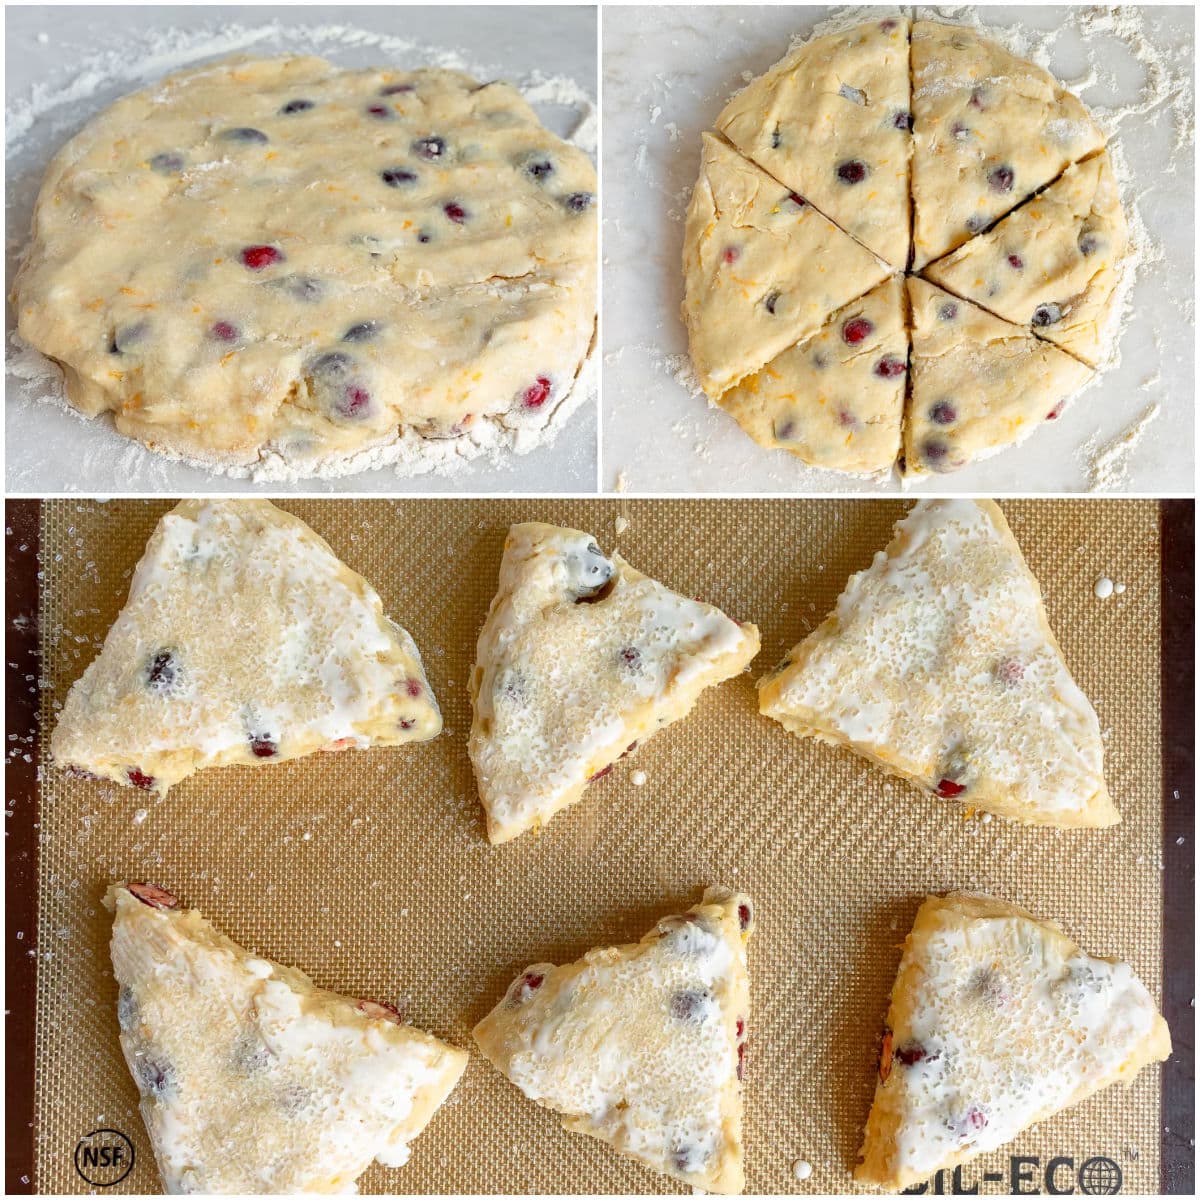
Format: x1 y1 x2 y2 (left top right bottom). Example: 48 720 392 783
600 4 1194 494
4 4 597 494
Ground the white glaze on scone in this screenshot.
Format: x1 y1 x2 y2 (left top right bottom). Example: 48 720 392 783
107 883 467 1194
910 21 1105 269
52 499 440 794
716 275 906 474
474 887 754 1194
716 15 912 267
904 278 1092 478
923 151 1127 366
759 499 1117 827
12 55 597 467
681 133 889 399
856 892 1171 1191
469 522 760 843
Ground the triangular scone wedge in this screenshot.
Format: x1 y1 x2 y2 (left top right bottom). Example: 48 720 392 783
716 275 906 475
716 16 912 267
52 499 440 794
911 20 1106 269
470 523 760 843
759 499 1117 827
922 151 1127 366
856 892 1171 1191
107 882 467 1194
474 887 754 1194
682 133 890 398
904 278 1092 478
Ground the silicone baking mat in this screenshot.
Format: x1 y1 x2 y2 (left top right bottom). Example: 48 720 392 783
29 499 1167 1193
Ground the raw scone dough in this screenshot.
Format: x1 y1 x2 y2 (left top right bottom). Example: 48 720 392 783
684 20 1117 478
856 892 1171 1191
904 278 1092 478
910 20 1105 269
107 882 467 1194
13 55 597 468
923 151 1126 366
682 133 889 398
469 522 760 843
759 499 1118 827
716 15 912 267
474 887 754 1194
716 275 906 475
52 499 441 794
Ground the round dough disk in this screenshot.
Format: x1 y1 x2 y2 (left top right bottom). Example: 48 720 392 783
683 18 1122 480
13 55 597 470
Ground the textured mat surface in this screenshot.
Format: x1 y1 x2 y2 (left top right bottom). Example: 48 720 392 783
33 498 1164 1193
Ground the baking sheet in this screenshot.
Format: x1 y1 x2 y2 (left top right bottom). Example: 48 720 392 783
32 498 1166 1193
600 5 1195 494
3 5 598 495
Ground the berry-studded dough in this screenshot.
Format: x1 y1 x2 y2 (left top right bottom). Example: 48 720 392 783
469 523 760 843
107 882 467 1193
681 134 889 399
910 21 1105 270
923 152 1126 366
12 55 597 469
715 16 912 267
474 887 754 1194
904 278 1092 478
716 276 906 475
52 499 441 795
856 892 1170 1191
759 499 1117 827
682 19 1121 478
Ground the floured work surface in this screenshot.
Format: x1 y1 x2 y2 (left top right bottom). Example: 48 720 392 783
33 499 1165 1193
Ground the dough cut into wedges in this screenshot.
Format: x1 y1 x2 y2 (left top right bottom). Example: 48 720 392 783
469 522 760 843
52 499 440 795
759 499 1117 827
107 882 467 1194
682 133 889 398
910 20 1106 269
474 886 754 1194
922 151 1127 366
716 15 912 266
904 278 1092 479
856 892 1170 1191
716 275 906 475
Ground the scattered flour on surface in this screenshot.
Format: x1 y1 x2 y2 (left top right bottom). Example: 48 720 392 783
1080 403 1161 491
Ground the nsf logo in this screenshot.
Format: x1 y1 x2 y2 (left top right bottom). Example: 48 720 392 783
74 1129 135 1187
903 1154 1124 1195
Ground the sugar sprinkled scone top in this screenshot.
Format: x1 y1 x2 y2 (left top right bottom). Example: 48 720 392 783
107 882 468 1194
474 886 754 1194
13 55 597 468
760 499 1117 827
52 499 441 794
469 522 760 843
857 892 1171 1190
